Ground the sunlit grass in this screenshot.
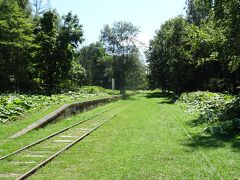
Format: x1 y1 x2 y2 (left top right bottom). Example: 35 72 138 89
29 94 240 179
0 94 113 144
0 98 125 158
1 94 239 179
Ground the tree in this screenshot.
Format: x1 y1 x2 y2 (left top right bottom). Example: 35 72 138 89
148 17 196 94
125 48 147 90
0 0 35 92
78 42 113 88
147 0 240 94
34 11 84 94
186 0 213 25
214 0 240 92
100 21 139 94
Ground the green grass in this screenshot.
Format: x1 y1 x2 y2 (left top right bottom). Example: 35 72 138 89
0 97 124 158
0 94 114 145
24 93 240 179
1 93 240 179
0 86 120 124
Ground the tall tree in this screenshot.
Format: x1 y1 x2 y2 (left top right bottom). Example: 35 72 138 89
125 48 147 90
0 0 35 92
186 0 213 25
100 21 139 94
34 11 84 94
148 17 195 94
79 42 113 88
148 0 240 94
214 0 240 92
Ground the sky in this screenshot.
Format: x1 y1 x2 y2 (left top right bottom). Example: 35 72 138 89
49 0 186 48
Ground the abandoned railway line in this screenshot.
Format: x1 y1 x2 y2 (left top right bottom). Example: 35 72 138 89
0 94 239 178
0 103 130 180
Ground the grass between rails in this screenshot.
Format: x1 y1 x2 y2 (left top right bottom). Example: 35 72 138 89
26 93 240 179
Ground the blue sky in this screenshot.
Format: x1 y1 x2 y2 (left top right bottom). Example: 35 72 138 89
49 0 186 46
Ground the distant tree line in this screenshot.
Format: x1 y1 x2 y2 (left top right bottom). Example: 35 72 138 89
0 0 146 94
147 0 240 94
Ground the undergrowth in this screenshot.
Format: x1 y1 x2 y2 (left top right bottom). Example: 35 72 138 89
0 86 119 124
178 91 240 134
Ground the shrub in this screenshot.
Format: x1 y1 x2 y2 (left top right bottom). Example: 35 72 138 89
178 91 239 134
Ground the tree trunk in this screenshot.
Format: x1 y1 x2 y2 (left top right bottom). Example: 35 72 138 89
120 58 126 94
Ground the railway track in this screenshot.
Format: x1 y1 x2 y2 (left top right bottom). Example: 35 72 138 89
0 104 129 180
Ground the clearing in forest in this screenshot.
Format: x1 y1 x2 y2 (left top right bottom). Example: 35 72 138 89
26 93 240 179
0 93 239 179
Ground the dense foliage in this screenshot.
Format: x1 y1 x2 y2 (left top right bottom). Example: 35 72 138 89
0 0 85 93
147 0 240 135
78 41 147 91
34 11 84 94
0 86 118 123
0 1 146 94
0 0 36 92
147 0 240 94
179 91 240 134
78 42 113 88
100 21 145 93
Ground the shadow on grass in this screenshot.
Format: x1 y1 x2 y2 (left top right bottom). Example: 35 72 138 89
122 94 137 101
146 91 240 150
157 99 176 104
183 125 240 150
186 118 206 127
232 139 240 149
145 92 177 104
145 92 174 99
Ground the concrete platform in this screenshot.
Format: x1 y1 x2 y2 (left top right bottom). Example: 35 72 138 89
10 95 122 139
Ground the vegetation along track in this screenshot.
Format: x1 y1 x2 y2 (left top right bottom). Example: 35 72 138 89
0 103 130 180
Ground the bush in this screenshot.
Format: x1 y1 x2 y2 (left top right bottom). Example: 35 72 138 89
178 91 240 134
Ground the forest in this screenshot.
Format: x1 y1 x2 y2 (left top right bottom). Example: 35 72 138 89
147 0 240 134
0 0 240 133
3 0 239 96
147 0 240 95
0 0 146 94
0 0 240 178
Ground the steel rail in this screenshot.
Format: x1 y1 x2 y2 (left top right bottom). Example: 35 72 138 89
16 105 129 180
0 109 111 161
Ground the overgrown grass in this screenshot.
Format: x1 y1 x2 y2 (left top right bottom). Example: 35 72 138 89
0 99 127 158
0 86 119 124
0 86 121 147
1 93 239 178
24 93 240 179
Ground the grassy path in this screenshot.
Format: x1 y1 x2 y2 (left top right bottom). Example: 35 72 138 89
2 93 240 179
30 93 240 179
